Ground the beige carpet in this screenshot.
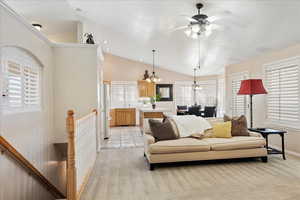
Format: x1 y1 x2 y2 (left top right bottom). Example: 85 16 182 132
81 147 300 200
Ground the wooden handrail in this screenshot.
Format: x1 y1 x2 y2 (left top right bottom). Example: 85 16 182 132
76 109 97 122
0 135 66 199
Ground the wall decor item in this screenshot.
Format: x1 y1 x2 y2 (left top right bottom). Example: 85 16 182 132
143 70 150 80
84 33 95 44
32 23 42 31
156 84 173 101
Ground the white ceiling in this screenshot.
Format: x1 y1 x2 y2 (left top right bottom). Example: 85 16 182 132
5 0 300 76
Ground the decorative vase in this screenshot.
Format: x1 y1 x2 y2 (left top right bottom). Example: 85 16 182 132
152 104 156 109
84 33 95 44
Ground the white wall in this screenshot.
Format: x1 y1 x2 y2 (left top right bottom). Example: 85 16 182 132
53 44 99 142
0 2 64 200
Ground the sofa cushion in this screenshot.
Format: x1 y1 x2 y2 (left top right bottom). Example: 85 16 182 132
143 118 163 134
224 115 249 136
149 138 210 154
202 136 266 151
212 121 232 138
149 118 179 141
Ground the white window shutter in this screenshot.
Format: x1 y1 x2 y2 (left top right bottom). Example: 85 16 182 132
265 57 300 127
111 81 138 108
111 83 125 108
175 82 193 106
231 72 248 117
6 61 23 108
24 66 40 106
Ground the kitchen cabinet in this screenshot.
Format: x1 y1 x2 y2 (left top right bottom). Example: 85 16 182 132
111 108 136 126
138 80 155 97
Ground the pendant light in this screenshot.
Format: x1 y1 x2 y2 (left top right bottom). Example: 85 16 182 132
146 49 160 83
192 33 202 90
192 68 202 90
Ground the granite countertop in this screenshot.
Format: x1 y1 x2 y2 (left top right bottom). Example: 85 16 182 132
139 107 171 112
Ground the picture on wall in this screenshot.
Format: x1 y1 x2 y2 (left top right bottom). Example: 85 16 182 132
156 84 173 101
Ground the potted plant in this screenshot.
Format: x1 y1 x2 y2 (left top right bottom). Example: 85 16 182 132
150 94 161 109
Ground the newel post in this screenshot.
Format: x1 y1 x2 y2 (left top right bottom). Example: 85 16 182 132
66 110 77 200
92 109 98 115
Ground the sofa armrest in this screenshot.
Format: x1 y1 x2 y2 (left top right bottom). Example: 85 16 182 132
144 133 155 145
249 131 263 138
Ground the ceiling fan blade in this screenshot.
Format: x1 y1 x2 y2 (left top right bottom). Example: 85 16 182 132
172 25 189 32
180 14 197 22
207 15 221 23
209 23 221 30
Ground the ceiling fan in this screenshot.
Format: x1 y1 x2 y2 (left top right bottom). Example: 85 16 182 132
174 3 222 39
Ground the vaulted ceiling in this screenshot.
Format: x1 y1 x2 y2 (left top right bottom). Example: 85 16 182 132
5 0 300 76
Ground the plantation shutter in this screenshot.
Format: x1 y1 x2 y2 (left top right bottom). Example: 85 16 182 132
111 81 138 108
175 82 193 106
195 81 217 107
111 83 125 108
6 61 22 108
124 83 138 107
2 47 42 113
24 66 40 106
231 72 248 116
265 58 300 126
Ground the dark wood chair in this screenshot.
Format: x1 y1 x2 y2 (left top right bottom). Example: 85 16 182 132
177 105 188 115
188 105 201 116
202 106 216 118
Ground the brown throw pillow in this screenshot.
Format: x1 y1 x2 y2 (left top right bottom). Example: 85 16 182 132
148 118 179 141
224 115 249 136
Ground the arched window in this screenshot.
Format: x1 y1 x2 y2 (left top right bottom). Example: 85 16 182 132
1 47 42 114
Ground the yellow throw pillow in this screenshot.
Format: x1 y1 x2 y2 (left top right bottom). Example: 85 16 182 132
212 121 232 138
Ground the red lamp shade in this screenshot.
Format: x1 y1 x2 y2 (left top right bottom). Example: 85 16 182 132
237 79 267 95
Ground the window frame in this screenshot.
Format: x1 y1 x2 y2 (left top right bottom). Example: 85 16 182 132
1 47 42 114
263 56 300 129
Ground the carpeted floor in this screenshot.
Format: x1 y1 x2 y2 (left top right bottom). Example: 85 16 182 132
82 127 300 200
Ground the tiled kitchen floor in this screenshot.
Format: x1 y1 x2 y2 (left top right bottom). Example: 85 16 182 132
102 126 144 149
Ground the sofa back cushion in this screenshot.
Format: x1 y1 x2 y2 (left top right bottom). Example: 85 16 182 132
148 118 179 141
212 121 232 138
224 115 249 136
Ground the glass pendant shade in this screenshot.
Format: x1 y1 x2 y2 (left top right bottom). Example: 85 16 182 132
191 24 200 33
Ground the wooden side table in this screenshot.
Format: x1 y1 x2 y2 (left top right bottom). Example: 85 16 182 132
249 128 287 160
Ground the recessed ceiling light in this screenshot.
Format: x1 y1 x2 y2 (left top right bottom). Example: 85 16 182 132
103 40 108 44
32 23 42 31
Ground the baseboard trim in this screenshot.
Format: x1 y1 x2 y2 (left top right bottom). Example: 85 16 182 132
270 145 300 158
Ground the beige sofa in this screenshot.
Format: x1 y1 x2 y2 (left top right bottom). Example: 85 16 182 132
143 118 268 170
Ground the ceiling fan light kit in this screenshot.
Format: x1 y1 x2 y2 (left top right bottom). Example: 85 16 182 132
179 3 220 39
